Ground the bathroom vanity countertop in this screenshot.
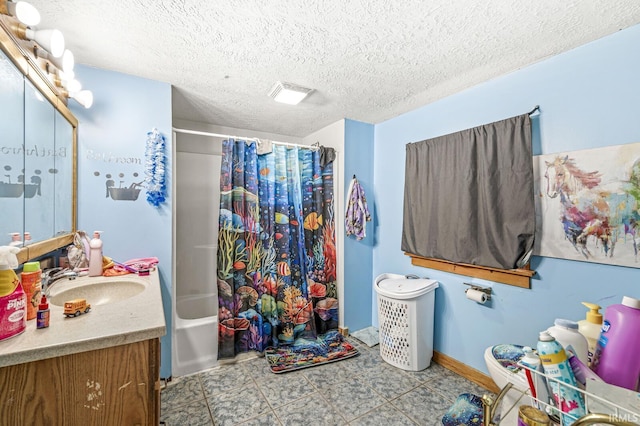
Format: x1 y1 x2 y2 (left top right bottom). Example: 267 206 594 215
0 268 166 368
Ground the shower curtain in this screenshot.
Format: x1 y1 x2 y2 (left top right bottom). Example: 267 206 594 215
217 139 337 359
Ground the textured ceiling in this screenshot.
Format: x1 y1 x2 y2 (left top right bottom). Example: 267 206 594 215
27 1 640 137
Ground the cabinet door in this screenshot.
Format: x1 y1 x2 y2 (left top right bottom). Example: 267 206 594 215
0 340 159 425
24 79 55 243
0 49 25 243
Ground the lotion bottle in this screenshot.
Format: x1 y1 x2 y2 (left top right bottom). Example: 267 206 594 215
88 231 103 277
577 302 602 367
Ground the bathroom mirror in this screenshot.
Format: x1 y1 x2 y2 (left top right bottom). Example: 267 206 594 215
0 17 77 263
0 47 25 246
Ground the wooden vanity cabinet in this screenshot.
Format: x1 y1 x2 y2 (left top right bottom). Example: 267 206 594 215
0 338 160 425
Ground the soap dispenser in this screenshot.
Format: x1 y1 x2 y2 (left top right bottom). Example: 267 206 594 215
88 231 103 277
577 302 602 367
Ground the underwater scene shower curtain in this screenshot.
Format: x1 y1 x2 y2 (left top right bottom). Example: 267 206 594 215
217 140 338 358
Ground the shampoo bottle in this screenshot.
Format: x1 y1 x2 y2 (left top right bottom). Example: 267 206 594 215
88 231 103 277
577 302 602 367
537 331 586 426
592 296 640 391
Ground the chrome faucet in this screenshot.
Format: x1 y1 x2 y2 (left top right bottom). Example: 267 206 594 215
43 267 78 296
571 413 638 426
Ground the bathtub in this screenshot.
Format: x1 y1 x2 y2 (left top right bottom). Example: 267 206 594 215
172 293 218 377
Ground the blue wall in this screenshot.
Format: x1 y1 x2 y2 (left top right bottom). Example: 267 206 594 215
69 65 173 378
373 24 640 374
343 119 375 332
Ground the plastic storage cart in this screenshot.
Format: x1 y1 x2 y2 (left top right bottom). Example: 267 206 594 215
375 273 439 371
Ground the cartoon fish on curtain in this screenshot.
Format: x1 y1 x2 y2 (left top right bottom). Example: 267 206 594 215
217 140 337 359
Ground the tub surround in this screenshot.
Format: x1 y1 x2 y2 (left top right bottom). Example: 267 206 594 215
0 269 166 367
173 295 218 377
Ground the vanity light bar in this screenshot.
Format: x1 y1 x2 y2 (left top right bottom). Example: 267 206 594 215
1 1 94 108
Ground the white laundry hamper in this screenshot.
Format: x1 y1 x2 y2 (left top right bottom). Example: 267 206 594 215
375 273 439 371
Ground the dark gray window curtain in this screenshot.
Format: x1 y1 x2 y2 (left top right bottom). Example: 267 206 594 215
401 114 535 270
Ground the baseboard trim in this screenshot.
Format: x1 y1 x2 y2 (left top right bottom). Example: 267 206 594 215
433 351 500 395
338 326 349 337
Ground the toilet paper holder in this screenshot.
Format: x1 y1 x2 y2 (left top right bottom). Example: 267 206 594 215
463 283 492 301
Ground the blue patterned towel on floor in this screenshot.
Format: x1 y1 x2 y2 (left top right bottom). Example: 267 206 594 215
441 393 484 426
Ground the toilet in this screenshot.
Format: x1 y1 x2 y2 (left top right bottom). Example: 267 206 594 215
484 344 534 425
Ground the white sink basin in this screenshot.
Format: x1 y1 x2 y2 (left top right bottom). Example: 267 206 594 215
48 279 148 307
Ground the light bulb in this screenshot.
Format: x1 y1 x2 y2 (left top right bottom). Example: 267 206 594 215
54 49 74 73
1 1 40 26
64 78 81 93
35 47 74 73
59 69 74 80
70 90 93 108
25 28 65 58
13 1 40 26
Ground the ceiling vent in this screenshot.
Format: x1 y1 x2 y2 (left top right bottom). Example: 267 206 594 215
268 81 313 105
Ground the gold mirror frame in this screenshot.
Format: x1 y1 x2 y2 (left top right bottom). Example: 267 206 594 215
0 16 77 264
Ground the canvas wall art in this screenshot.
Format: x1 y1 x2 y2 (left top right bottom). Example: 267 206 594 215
533 142 640 267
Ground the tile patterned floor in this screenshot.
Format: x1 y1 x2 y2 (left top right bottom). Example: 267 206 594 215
160 337 491 425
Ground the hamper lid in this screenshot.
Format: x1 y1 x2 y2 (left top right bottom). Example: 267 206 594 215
375 273 438 299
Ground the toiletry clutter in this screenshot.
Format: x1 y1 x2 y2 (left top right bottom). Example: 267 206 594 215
530 296 640 420
567 297 640 390
506 297 640 425
543 296 640 393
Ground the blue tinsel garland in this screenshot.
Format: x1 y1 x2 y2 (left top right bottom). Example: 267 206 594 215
144 128 167 207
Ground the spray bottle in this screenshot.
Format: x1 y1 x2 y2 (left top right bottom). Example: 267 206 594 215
537 331 586 426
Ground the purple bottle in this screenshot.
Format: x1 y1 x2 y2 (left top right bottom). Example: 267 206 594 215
592 296 640 391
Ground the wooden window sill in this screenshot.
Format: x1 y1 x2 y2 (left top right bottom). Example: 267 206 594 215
405 253 535 289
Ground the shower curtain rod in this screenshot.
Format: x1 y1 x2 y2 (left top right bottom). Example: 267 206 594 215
172 127 320 150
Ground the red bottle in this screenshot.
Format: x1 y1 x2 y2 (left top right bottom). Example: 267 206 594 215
37 295 49 329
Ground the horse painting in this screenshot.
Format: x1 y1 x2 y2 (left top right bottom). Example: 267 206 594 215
543 155 640 261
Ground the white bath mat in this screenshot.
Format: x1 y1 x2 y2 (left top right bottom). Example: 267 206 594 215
351 326 379 347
